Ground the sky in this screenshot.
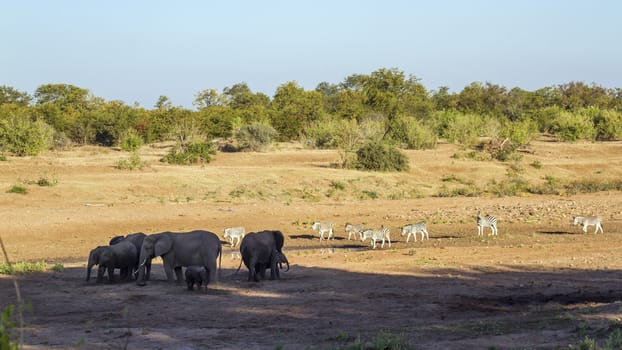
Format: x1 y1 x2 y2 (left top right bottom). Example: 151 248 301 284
2 0 621 109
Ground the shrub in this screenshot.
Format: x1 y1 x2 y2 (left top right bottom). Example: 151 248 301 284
304 118 339 149
355 141 410 172
0 116 52 156
430 110 484 146
115 152 146 170
550 110 595 142
586 107 622 141
161 141 216 165
1 305 18 350
236 122 278 152
499 119 538 145
390 116 437 150
486 173 529 197
119 128 144 152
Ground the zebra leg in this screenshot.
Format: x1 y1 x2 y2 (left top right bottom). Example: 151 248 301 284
582 225 588 234
387 235 391 248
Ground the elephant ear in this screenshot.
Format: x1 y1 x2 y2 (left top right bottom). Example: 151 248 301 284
154 234 173 257
273 230 285 252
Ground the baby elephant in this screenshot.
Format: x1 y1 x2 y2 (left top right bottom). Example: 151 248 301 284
185 266 208 291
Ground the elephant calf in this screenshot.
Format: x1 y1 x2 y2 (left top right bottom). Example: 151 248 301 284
185 266 208 291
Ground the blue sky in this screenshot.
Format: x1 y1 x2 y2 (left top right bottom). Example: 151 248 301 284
2 0 621 109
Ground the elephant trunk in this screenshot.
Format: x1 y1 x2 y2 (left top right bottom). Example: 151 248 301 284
136 257 148 286
86 257 94 282
281 252 290 272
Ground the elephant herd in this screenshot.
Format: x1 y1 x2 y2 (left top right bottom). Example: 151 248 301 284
86 229 289 291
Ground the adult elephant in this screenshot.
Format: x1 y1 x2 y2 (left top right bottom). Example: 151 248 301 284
237 230 289 282
86 240 138 283
110 232 151 280
136 230 222 288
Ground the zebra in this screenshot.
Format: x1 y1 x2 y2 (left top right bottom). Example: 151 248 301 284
311 221 334 241
573 216 603 234
401 222 429 242
477 211 498 237
345 223 364 240
361 226 391 249
223 226 246 247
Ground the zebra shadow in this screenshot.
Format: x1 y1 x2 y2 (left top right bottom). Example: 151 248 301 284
290 234 316 240
538 230 576 235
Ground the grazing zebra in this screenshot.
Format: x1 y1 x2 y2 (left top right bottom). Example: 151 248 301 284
573 216 603 234
401 222 429 242
223 226 246 247
477 211 498 237
312 221 334 241
361 226 391 249
345 223 364 240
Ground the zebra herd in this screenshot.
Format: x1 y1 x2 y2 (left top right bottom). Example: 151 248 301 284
222 213 604 251
309 212 605 249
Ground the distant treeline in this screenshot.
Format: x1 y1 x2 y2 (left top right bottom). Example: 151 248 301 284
1 67 621 158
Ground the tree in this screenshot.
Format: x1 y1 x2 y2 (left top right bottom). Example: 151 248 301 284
360 67 431 139
34 84 90 111
193 89 225 109
271 81 325 141
0 86 32 107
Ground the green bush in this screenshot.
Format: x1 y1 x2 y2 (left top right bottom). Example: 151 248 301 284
499 118 538 145
119 128 144 152
355 141 410 172
390 116 437 150
304 118 339 149
0 305 18 350
236 122 278 152
115 152 146 170
430 110 485 145
161 141 216 164
586 107 622 141
0 115 52 156
550 110 595 142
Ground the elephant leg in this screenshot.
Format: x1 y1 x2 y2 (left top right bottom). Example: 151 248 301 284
163 264 176 283
145 261 152 281
174 266 183 283
97 266 106 283
107 266 116 283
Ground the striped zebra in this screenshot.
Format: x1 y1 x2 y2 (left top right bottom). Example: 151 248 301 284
223 226 246 247
477 211 498 237
361 226 391 249
573 216 603 234
345 223 364 240
312 221 334 241
401 222 429 242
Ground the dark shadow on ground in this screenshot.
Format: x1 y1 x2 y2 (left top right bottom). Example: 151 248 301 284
2 263 621 349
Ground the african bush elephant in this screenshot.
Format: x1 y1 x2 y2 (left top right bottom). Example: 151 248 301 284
109 232 151 280
237 230 289 282
185 266 208 291
86 240 138 283
136 230 222 288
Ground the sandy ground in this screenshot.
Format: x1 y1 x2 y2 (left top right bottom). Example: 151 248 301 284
1 140 622 349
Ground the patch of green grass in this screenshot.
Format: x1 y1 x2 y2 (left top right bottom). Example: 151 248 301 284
337 331 412 350
530 160 543 169
330 180 346 190
0 261 62 275
6 185 27 194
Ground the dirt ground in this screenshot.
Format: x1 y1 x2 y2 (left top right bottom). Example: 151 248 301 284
1 140 622 349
